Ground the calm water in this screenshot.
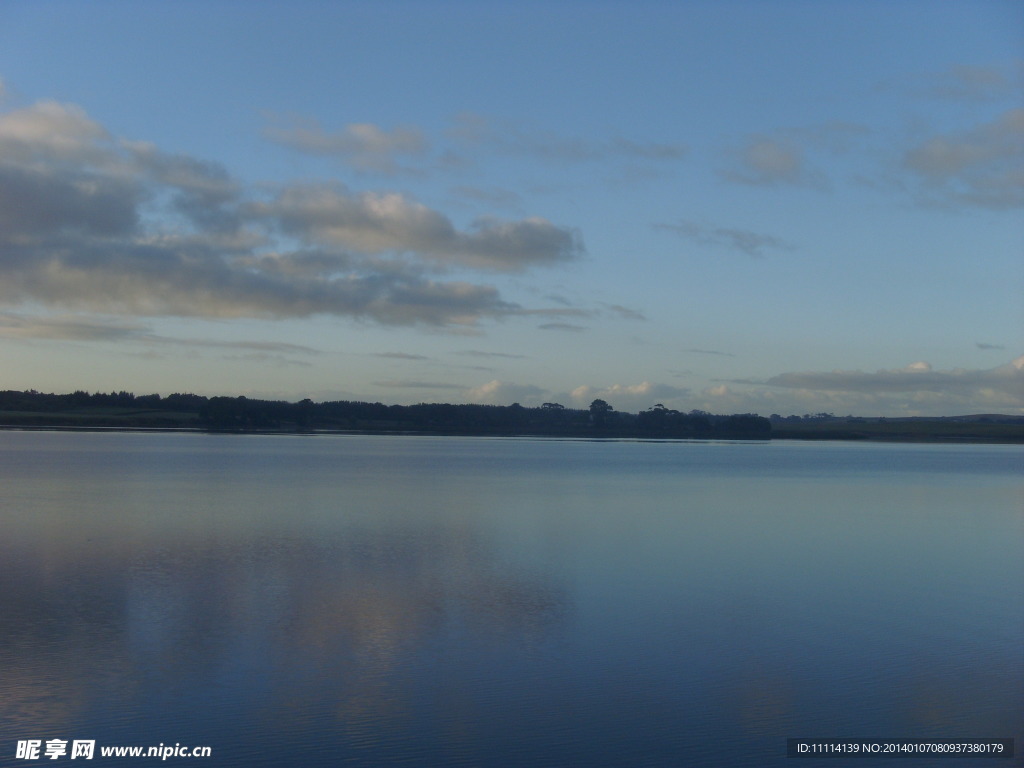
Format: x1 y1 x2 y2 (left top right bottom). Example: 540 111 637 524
1 432 1021 767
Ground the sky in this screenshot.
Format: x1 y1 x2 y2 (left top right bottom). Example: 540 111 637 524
0 0 1021 416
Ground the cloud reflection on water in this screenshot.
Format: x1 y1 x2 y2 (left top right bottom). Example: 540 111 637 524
0 520 570 744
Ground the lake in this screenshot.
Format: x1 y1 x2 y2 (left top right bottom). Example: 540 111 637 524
1 432 1021 766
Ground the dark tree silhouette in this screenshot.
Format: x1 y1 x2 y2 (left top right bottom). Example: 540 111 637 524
0 389 781 439
589 399 613 428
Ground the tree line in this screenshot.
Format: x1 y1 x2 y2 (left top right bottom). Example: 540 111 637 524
0 389 772 439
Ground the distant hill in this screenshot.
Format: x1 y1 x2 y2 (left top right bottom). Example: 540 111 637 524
769 413 1024 443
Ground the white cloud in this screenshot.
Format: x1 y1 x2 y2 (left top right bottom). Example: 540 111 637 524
0 100 111 164
569 381 691 412
465 379 546 405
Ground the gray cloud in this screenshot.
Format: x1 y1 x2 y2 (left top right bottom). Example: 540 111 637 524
448 112 687 164
0 312 320 356
127 141 242 233
791 121 872 153
569 381 692 411
222 351 313 368
375 379 462 389
458 350 527 359
977 342 1006 351
896 63 1024 103
543 293 573 307
903 109 1024 208
267 110 686 178
252 183 581 272
608 136 688 160
515 307 592 324
655 220 794 257
263 118 427 174
233 250 356 279
932 65 1012 101
0 97 581 328
451 185 523 209
0 233 516 325
191 339 319 354
0 162 141 239
538 322 586 332
764 358 1024 402
373 352 431 360
719 122 868 189
602 303 646 321
0 312 147 342
686 348 735 357
722 136 808 186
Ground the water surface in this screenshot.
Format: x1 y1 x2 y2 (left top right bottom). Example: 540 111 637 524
1 433 1021 766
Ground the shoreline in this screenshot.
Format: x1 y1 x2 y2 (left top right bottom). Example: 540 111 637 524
2 423 1021 444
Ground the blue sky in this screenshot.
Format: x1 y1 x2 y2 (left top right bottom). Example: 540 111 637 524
0 0 1021 416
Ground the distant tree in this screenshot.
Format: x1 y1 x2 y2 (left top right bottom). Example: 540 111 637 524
718 414 771 438
589 398 613 428
167 393 208 411
294 398 315 430
201 396 243 429
135 393 162 408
